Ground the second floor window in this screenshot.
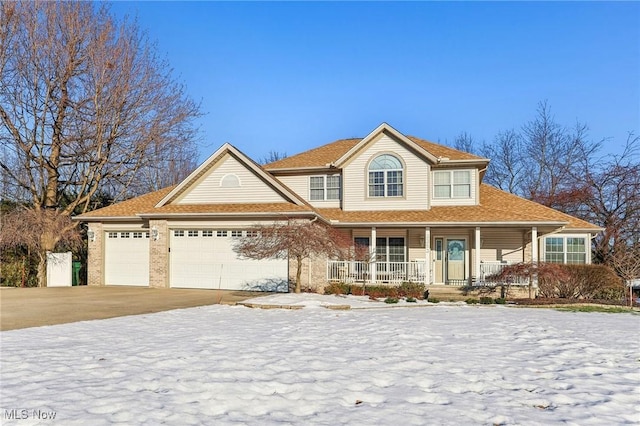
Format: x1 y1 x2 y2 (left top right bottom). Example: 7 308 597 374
368 154 404 197
310 175 340 201
434 170 471 199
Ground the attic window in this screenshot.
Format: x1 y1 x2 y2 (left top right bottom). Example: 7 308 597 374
220 174 240 188
368 154 403 197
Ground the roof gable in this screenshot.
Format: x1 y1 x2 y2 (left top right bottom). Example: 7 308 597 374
264 123 488 171
156 143 306 207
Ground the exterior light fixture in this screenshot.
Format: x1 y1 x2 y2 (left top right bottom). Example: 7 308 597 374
87 229 95 242
151 226 159 241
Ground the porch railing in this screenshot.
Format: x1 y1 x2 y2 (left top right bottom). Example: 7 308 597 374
327 260 532 286
476 261 530 286
327 261 426 284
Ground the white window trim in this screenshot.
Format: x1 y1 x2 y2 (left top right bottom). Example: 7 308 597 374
542 235 590 264
367 154 404 198
433 170 472 199
309 175 341 201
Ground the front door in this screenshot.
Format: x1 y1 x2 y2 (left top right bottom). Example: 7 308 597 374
446 239 466 283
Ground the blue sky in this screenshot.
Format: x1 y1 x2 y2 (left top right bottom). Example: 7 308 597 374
111 2 639 161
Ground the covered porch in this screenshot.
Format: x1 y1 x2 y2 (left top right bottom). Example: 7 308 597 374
326 225 543 286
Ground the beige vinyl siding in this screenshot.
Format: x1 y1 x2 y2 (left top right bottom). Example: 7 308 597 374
343 134 429 211
277 174 341 208
479 229 526 263
430 168 478 206
176 154 286 204
408 229 426 261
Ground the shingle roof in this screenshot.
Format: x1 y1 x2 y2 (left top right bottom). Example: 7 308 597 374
264 136 483 170
77 186 176 218
315 185 600 230
77 185 313 219
77 182 599 232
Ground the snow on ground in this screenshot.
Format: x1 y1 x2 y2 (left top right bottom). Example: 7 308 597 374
1 295 639 425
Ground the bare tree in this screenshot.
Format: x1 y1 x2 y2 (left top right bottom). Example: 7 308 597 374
259 150 287 165
234 219 350 293
0 2 201 285
518 101 600 206
481 129 526 193
482 102 638 279
452 131 477 154
579 133 640 265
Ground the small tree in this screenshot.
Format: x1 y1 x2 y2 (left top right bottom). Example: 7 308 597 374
0 207 82 285
234 219 350 293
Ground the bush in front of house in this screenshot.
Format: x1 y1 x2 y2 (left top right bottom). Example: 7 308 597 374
479 296 494 304
465 298 479 304
492 262 625 300
324 282 426 300
384 297 399 304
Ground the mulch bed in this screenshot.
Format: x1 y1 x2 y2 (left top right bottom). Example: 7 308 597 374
510 297 638 307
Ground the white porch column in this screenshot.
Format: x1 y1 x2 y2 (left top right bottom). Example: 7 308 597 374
475 227 481 284
531 226 538 263
370 227 377 283
424 227 431 285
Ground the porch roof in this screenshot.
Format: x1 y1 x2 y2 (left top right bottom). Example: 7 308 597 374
316 185 601 231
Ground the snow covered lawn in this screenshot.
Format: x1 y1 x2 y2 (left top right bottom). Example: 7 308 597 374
1 297 638 425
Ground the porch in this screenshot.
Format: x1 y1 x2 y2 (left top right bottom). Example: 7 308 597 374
326 260 530 286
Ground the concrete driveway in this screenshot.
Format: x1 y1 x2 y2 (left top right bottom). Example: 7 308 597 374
0 286 268 331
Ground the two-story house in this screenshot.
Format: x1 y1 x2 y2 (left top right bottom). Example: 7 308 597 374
77 123 601 293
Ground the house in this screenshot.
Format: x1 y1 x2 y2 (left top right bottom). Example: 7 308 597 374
77 123 601 293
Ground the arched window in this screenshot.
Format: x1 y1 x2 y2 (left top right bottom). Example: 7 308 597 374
220 174 240 188
368 154 403 197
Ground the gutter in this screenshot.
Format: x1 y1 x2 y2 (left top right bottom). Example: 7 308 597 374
328 220 569 227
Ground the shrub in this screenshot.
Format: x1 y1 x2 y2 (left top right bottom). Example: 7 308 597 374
384 297 399 304
405 296 417 303
494 297 506 304
325 282 428 300
324 282 346 295
397 282 426 299
427 297 440 303
465 298 479 304
479 296 494 304
495 262 624 300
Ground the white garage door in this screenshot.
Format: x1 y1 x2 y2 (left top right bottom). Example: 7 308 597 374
170 229 288 292
104 231 150 286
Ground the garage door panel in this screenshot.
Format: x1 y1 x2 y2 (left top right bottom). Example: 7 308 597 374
104 232 149 286
170 230 287 291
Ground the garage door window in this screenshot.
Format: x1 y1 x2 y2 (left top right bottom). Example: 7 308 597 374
121 232 130 238
202 230 213 237
188 230 199 237
174 230 184 237
108 232 118 238
217 230 228 237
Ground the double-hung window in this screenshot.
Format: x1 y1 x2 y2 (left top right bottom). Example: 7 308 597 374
434 170 471 199
310 175 340 201
545 236 587 264
368 154 403 197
